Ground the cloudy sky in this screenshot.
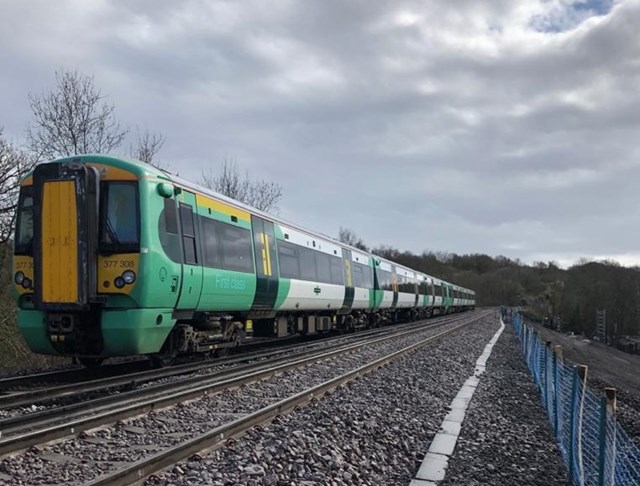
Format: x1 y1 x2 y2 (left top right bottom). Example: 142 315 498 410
1 0 639 267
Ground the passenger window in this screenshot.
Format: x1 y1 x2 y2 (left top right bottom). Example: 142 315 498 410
315 252 331 284
220 224 253 273
299 248 317 281
329 256 344 285
201 218 222 268
277 240 300 279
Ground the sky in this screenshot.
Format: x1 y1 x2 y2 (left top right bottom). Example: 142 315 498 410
1 0 639 268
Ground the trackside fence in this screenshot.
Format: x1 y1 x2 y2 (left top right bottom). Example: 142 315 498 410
513 313 640 485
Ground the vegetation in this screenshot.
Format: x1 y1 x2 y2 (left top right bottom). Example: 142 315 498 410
373 246 640 338
26 69 128 160
129 127 166 169
337 226 369 251
201 159 283 213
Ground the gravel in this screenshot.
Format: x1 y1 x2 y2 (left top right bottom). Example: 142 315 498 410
0 315 481 485
441 322 570 486
142 315 502 485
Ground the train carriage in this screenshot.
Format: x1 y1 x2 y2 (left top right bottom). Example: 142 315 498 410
12 155 476 365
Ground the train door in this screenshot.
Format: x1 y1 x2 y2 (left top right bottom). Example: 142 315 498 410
176 191 203 310
32 163 100 310
341 248 354 311
391 266 399 309
251 216 279 311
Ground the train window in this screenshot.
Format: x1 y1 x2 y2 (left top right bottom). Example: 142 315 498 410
159 206 181 262
15 186 34 255
277 240 300 279
364 264 373 288
376 269 392 291
352 264 364 288
352 262 372 288
164 198 178 234
219 224 253 273
179 204 197 265
315 252 331 284
100 182 140 253
329 256 344 285
200 218 222 268
180 205 195 237
299 247 317 281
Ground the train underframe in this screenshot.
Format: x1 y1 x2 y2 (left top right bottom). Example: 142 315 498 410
39 304 473 367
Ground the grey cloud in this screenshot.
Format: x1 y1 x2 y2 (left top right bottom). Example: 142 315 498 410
1 0 639 266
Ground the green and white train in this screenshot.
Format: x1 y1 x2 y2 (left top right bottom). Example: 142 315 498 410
12 155 475 366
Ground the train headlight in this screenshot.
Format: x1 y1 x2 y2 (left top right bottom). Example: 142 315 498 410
122 270 136 284
22 278 32 289
14 272 25 285
114 277 126 289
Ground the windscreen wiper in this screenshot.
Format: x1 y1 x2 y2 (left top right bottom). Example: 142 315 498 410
105 219 121 252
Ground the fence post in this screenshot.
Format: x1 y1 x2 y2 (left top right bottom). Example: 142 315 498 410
597 393 607 486
544 341 552 413
532 329 539 377
569 365 588 484
553 345 563 435
601 388 617 486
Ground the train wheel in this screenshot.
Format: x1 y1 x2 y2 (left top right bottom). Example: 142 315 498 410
78 357 104 368
215 331 240 357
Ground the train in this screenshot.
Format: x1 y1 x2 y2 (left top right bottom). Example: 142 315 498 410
12 155 475 366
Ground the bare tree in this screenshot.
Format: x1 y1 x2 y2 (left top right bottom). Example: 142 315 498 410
0 130 35 243
337 226 369 251
129 127 166 169
201 159 283 213
26 69 127 160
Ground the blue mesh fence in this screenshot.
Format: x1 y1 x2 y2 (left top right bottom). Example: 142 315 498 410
513 313 640 485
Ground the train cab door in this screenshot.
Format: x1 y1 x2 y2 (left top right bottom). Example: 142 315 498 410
250 216 279 311
176 191 203 311
32 162 100 310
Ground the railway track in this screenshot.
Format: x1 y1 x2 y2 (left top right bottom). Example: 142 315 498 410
0 334 324 393
0 314 455 410
0 313 482 458
84 310 490 486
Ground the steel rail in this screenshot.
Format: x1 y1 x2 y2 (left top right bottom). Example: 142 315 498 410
0 314 453 410
0 313 483 456
86 312 488 486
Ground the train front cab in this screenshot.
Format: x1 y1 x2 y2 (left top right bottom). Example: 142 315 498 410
13 157 177 361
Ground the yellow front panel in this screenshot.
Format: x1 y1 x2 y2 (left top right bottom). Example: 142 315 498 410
13 255 34 295
98 254 140 294
41 181 79 303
